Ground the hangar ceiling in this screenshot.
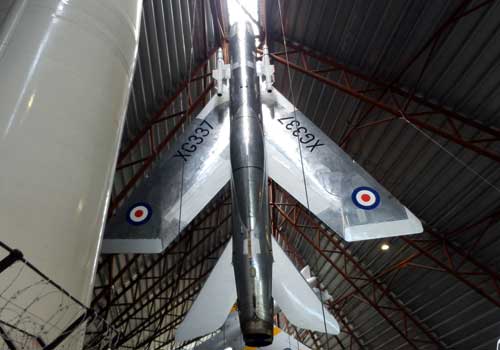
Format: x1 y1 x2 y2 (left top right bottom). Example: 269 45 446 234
88 1 500 349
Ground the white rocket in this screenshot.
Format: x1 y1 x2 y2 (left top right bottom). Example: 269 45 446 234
0 0 142 347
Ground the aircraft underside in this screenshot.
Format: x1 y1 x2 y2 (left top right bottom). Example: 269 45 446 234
102 21 422 347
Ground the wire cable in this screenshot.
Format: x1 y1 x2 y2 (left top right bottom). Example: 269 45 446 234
277 1 331 348
400 113 500 195
276 0 310 210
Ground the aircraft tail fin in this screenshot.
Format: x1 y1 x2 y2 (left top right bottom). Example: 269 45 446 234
271 236 340 334
175 239 236 343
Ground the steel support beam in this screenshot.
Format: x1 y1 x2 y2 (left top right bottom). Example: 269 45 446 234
89 3 500 348
332 210 500 309
268 43 500 163
114 229 229 333
270 181 367 350
109 51 217 217
272 183 500 348
271 186 445 349
88 195 230 347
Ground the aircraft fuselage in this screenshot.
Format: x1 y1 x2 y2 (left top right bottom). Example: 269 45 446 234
229 22 274 346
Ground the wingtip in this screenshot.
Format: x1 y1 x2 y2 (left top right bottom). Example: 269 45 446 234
344 207 423 242
405 207 424 234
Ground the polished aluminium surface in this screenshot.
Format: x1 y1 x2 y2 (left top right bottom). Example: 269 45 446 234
0 0 142 335
229 22 274 346
0 1 15 25
261 91 422 241
103 95 231 253
192 309 311 350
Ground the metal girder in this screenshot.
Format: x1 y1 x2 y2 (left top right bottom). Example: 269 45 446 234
269 42 500 163
89 3 500 348
403 219 500 307
267 0 500 164
91 187 497 349
112 232 227 334
90 46 227 349
108 50 218 217
332 210 500 310
271 182 500 349
119 235 230 348
269 181 367 350
88 194 230 348
277 243 367 350
271 185 445 350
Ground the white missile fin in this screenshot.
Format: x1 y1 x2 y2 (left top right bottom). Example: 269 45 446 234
306 276 318 286
300 265 311 279
176 239 236 343
271 237 340 335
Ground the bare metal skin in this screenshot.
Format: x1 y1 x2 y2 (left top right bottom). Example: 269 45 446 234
229 22 274 346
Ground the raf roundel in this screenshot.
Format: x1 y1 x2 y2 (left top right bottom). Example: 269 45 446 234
352 187 380 210
127 203 153 225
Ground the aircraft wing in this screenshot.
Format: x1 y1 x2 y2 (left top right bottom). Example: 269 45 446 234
190 309 311 350
262 91 422 241
102 95 231 253
176 235 339 344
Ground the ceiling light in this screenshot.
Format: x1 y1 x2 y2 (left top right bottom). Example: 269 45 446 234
380 243 390 251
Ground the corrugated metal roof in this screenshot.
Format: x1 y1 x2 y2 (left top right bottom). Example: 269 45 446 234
91 1 500 349
111 0 222 202
266 0 500 348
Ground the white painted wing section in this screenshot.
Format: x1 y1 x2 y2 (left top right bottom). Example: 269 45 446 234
271 237 340 334
103 95 231 253
262 90 422 241
176 239 237 343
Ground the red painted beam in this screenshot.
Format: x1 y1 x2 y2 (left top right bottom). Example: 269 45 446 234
272 187 444 349
116 49 217 166
269 50 500 163
108 81 214 216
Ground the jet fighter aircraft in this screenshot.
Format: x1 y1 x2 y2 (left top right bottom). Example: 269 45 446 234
103 21 422 347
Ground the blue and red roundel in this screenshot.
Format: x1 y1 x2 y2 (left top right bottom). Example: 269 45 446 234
352 187 380 210
127 203 152 225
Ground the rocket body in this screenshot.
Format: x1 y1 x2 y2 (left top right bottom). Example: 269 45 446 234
0 0 142 347
229 23 274 346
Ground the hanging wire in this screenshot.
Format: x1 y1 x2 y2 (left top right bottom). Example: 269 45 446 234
234 0 261 30
276 0 331 348
400 113 500 195
143 1 200 348
179 0 204 240
276 0 310 210
185 0 200 109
